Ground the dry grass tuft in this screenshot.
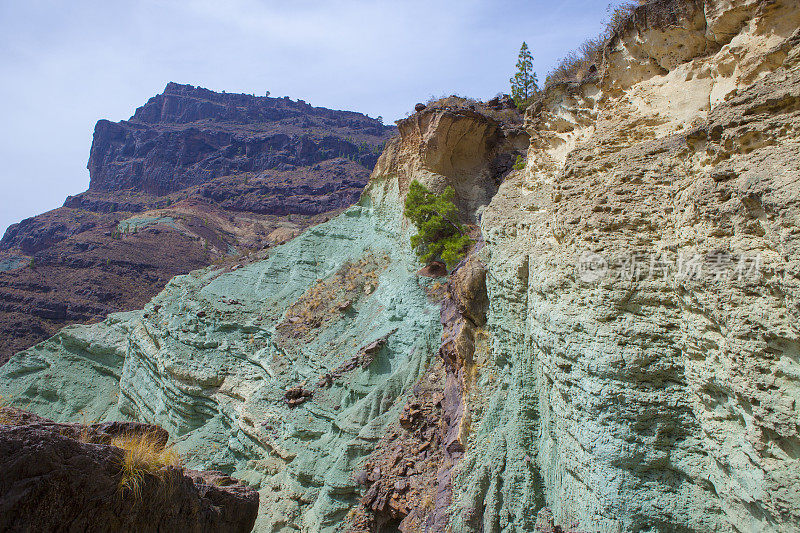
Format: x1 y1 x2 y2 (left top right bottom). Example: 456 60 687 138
76 410 100 442
0 405 181 501
425 94 479 108
0 396 27 425
0 396 10 425
421 94 524 124
111 432 180 500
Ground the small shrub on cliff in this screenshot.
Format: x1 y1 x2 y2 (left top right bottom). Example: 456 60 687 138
112 432 180 500
546 38 604 86
545 1 644 87
404 180 472 270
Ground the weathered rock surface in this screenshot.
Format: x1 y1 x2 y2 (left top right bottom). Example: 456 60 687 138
3 1 800 531
0 407 258 533
347 362 447 533
0 92 523 532
0 188 443 531
450 1 800 532
373 97 527 222
344 97 525 531
87 82 387 196
0 83 394 364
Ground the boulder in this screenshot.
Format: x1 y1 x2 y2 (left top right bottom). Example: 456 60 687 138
449 255 488 326
0 407 258 533
417 260 448 278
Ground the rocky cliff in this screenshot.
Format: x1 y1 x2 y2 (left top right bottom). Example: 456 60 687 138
0 83 394 364
1 1 800 532
0 94 524 532
448 1 800 531
85 82 386 198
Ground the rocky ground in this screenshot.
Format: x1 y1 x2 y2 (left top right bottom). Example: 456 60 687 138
0 406 259 532
0 83 394 364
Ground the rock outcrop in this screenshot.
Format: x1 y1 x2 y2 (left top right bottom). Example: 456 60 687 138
0 407 258 533
347 1 800 531
86 82 386 197
373 96 527 221
0 93 523 532
2 1 800 532
0 83 394 364
449 1 800 532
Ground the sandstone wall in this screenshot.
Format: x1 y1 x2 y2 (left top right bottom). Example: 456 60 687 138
451 1 800 531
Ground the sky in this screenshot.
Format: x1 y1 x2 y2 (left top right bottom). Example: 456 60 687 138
0 0 628 236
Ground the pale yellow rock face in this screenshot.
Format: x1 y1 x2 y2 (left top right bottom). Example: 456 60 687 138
372 103 528 220
452 1 800 532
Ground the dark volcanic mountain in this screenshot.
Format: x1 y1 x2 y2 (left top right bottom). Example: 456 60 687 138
0 82 395 364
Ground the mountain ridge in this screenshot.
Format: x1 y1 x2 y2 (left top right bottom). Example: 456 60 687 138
0 82 395 364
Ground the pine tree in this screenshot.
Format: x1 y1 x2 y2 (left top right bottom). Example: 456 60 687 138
510 42 538 110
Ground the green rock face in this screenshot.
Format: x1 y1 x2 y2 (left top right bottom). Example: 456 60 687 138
0 182 442 532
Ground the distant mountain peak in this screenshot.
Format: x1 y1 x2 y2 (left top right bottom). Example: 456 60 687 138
89 83 394 195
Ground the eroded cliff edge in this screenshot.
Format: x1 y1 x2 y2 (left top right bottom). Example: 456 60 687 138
449 1 800 531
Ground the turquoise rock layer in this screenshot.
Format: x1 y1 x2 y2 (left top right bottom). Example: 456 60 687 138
0 180 442 532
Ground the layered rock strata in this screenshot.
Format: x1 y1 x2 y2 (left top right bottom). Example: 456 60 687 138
3 1 800 531
0 96 523 532
450 1 800 531
0 83 394 364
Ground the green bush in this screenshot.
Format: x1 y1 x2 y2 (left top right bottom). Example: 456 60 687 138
513 155 526 170
404 180 472 270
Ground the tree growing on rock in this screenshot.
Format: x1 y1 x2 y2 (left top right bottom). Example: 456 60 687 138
510 42 538 110
404 180 472 270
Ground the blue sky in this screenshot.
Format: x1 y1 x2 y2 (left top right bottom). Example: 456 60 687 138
0 0 627 236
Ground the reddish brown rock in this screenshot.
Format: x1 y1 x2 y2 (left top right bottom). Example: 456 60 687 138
348 363 446 533
449 254 488 326
284 386 313 408
346 249 488 532
417 260 448 278
0 83 396 365
0 407 258 533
